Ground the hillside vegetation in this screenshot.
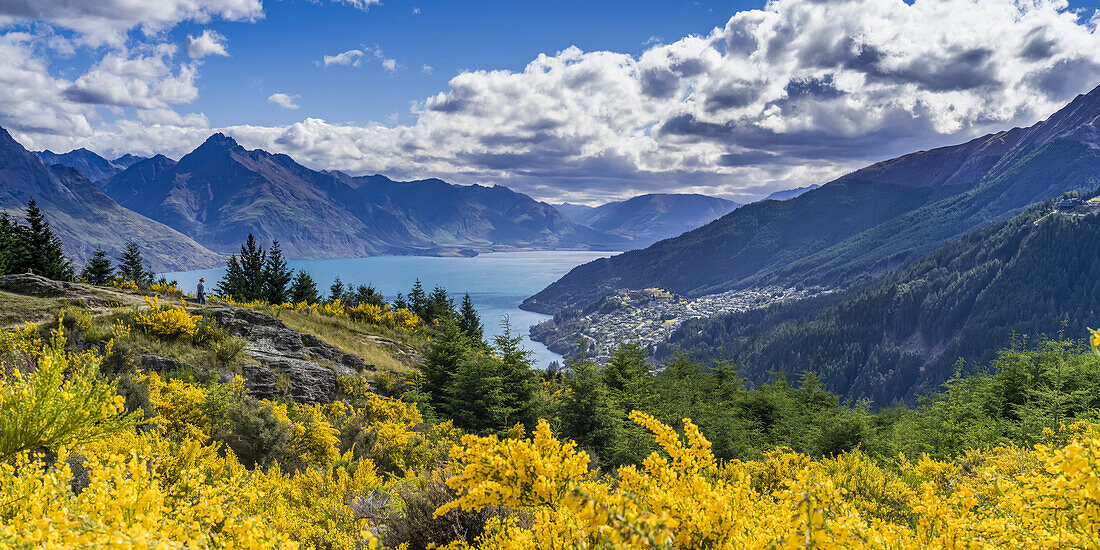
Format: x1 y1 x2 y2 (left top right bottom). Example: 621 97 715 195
3 273 1100 548
659 197 1100 405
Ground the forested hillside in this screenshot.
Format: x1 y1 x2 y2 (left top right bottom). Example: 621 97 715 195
659 197 1100 404
524 86 1100 314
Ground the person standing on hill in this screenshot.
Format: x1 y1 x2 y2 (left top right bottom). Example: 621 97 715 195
197 278 207 305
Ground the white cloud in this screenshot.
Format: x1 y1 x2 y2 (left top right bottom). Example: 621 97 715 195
0 0 262 46
382 58 397 72
331 0 383 10
323 49 365 67
186 30 229 58
63 45 199 110
268 92 300 110
9 0 1100 203
422 64 433 75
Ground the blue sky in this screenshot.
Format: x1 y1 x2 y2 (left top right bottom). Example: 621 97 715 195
4 0 1100 203
182 1 752 127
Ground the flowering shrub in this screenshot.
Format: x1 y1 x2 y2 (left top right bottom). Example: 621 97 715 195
437 413 1100 549
132 295 201 339
217 296 423 333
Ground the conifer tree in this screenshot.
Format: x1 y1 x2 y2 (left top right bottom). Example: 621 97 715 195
427 285 454 324
408 279 427 319
493 317 541 427
0 213 24 275
559 355 618 462
392 292 408 311
329 276 345 303
458 292 483 341
289 270 320 304
217 255 246 299
263 240 292 304
416 319 473 419
23 200 73 281
80 248 114 285
117 240 154 287
237 234 266 302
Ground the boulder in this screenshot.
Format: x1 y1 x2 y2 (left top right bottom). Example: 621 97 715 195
0 273 104 306
206 307 372 403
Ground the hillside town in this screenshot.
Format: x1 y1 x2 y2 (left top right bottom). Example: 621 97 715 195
530 285 827 362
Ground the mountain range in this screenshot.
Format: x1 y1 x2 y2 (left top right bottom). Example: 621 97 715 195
0 129 221 272
523 84 1100 315
7 130 749 269
554 194 740 247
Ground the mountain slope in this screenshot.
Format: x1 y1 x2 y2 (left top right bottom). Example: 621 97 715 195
577 193 740 246
337 173 628 251
552 202 597 222
104 134 389 258
34 148 121 184
658 198 1100 405
523 85 1100 314
762 185 819 202
103 138 629 259
0 128 221 271
112 154 148 169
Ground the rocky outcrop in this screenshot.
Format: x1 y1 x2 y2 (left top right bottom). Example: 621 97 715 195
206 307 372 403
140 355 188 373
0 273 104 306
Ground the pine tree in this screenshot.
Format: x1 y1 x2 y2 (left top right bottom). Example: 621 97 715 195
117 240 154 287
263 240 292 304
493 317 540 428
560 356 618 463
80 248 114 285
392 292 409 311
0 213 23 275
237 234 266 302
217 254 246 299
23 200 73 281
458 292 483 341
427 285 454 324
417 319 473 419
408 279 427 319
329 276 345 302
289 270 320 304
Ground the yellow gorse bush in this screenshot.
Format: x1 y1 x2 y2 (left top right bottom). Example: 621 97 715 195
133 295 201 339
218 295 423 333
438 412 1100 550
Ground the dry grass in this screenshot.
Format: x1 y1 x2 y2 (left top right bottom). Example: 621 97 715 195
0 291 74 327
254 307 423 374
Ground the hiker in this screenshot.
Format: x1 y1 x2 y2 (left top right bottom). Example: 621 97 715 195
197 278 207 305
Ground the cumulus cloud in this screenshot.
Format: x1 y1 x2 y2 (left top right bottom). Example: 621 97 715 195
0 0 262 46
9 0 1100 203
331 0 383 10
322 46 398 72
323 49 365 66
268 93 300 110
186 30 229 58
63 45 199 110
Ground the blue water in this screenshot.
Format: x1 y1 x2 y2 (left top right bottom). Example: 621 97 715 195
161 250 615 368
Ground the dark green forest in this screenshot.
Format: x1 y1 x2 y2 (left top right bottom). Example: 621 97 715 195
657 196 1100 405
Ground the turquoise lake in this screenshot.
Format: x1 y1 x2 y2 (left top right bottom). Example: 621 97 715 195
161 250 615 368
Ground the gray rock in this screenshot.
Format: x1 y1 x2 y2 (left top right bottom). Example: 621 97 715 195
140 355 188 373
207 307 373 403
0 273 104 306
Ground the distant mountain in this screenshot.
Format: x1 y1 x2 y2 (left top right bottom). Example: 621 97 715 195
576 193 740 247
333 173 628 252
553 202 597 222
762 185 819 202
659 198 1100 405
34 148 121 185
112 154 148 169
1 128 221 271
103 136 628 258
523 84 1100 314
